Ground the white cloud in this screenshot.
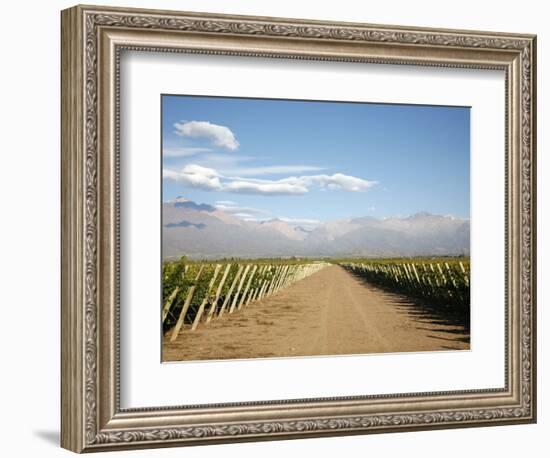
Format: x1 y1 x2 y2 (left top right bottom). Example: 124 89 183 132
211 201 320 228
163 165 222 191
215 200 237 206
280 217 321 226
223 165 324 176
320 173 377 192
189 155 323 179
164 164 376 196
163 146 211 157
173 121 239 151
183 164 219 176
232 213 256 219
214 203 269 216
224 180 308 195
281 174 377 192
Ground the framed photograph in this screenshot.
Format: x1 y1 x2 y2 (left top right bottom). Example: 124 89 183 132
160 95 473 362
61 4 537 453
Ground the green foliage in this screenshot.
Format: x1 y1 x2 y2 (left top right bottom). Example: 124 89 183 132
162 259 326 333
340 258 470 309
162 256 470 335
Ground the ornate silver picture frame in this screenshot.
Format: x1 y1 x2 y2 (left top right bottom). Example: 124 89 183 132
61 4 536 453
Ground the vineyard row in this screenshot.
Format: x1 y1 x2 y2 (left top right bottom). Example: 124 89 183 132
163 261 329 340
340 260 470 308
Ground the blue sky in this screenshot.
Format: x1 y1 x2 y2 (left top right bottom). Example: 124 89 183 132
162 95 470 227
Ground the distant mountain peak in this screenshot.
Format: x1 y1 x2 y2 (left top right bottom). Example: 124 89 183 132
164 220 206 230
171 199 215 212
256 218 306 241
162 199 469 259
408 211 433 218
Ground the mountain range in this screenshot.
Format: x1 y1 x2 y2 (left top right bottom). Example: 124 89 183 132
162 197 470 260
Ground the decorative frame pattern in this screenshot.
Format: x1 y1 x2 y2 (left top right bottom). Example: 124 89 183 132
61 4 536 453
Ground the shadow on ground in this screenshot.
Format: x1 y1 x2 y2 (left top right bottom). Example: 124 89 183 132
349 272 470 347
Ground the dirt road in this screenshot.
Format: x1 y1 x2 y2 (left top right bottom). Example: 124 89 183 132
163 265 470 362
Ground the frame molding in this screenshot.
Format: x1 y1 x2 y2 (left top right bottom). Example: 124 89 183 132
61 4 536 453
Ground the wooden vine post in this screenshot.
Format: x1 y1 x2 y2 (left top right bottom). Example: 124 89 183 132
218 265 244 318
191 264 222 331
162 286 180 323
206 264 231 323
229 264 251 314
169 265 204 342
238 265 257 310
